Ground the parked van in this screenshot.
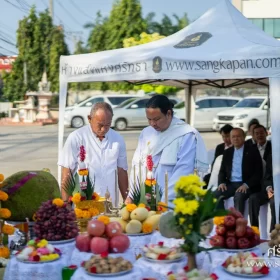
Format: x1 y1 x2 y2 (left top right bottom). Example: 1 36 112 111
64 94 139 128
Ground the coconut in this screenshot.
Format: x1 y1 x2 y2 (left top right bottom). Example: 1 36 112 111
1 171 61 221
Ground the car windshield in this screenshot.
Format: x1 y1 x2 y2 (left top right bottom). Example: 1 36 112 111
116 98 136 108
74 96 90 106
234 98 265 108
174 101 184 109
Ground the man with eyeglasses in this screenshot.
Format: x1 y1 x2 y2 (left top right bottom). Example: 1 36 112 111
58 102 129 205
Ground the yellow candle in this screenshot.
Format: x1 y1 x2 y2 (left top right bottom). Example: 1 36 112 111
165 171 168 204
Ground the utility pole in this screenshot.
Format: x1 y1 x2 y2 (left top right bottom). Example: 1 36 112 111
49 0 53 20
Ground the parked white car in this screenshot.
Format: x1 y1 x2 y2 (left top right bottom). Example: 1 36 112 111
111 96 181 130
64 94 139 128
212 95 269 132
173 96 241 130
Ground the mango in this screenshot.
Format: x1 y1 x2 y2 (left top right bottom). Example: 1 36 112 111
120 207 130 221
130 207 148 222
143 214 161 230
125 220 142 234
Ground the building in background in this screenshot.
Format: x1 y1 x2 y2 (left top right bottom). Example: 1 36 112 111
232 0 280 40
0 56 17 73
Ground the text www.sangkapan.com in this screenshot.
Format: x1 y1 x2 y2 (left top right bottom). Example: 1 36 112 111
247 259 280 268
165 58 280 73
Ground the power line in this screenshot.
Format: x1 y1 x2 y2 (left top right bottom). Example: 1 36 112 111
4 0 28 13
0 45 18 55
69 0 93 20
56 0 84 27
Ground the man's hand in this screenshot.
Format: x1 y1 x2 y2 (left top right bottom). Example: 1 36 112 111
267 187 274 199
218 184 227 192
236 184 248 193
125 197 132 204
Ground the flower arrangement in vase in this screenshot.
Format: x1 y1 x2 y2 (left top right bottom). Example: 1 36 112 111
0 174 15 259
162 174 228 270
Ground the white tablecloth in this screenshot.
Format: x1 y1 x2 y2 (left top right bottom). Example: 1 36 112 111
127 232 156 256
213 266 280 279
69 248 136 266
3 254 68 280
71 267 163 280
134 256 187 278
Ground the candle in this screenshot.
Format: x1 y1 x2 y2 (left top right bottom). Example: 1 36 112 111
115 170 118 207
165 171 168 205
139 161 142 184
133 165 136 190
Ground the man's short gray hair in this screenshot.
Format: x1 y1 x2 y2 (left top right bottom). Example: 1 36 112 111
90 102 113 117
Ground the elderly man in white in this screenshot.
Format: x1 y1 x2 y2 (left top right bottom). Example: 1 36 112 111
126 95 208 205
58 102 129 205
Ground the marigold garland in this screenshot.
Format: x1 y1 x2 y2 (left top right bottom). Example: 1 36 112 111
2 224 15 235
52 198 64 207
0 174 4 183
71 193 81 204
0 191 8 201
78 169 89 176
88 208 99 217
142 222 153 233
145 179 157 187
213 216 225 226
126 204 137 212
0 247 10 258
97 215 110 225
0 209 11 219
251 226 260 236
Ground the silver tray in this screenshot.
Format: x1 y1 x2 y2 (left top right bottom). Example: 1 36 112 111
143 254 184 263
126 232 153 236
16 256 60 264
84 268 133 277
47 238 76 244
223 267 268 278
218 246 257 252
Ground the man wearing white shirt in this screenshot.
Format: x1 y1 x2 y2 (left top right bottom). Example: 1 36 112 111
58 102 129 205
214 128 263 215
125 95 208 205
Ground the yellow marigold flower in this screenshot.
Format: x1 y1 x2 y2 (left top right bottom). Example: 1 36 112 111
78 169 89 176
97 215 110 225
213 216 225 226
37 239 48 248
188 224 193 229
2 224 15 235
179 217 185 225
174 175 206 196
138 203 146 208
74 208 83 218
89 207 99 217
185 229 191 235
82 210 91 219
0 209 11 219
157 202 168 212
92 192 100 201
145 179 156 187
173 198 199 216
0 246 10 258
142 222 153 233
0 174 4 183
0 191 8 201
52 198 64 207
126 203 137 212
71 193 81 204
251 226 260 236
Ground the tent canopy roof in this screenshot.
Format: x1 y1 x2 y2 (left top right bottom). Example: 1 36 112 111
59 0 280 87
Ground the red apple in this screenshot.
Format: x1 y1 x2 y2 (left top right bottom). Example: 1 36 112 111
226 236 237 249
226 230 236 237
109 234 130 253
237 237 251 249
90 237 109 254
87 220 105 237
105 222 123 238
216 225 226 235
210 235 225 247
246 226 255 237
224 215 236 228
75 233 91 252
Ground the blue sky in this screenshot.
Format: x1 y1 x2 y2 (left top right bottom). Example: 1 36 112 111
0 0 221 55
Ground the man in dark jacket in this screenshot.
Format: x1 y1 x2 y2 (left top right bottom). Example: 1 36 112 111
214 128 263 215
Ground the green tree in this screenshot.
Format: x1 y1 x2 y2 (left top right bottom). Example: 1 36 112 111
2 7 68 101
105 0 146 50
49 27 69 93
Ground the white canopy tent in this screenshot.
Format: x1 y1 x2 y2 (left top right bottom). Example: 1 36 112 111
59 0 280 222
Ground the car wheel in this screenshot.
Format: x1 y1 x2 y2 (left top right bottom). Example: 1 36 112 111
115 118 127 131
71 117 84 128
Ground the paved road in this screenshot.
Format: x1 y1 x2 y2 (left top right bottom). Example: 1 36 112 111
0 125 221 180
